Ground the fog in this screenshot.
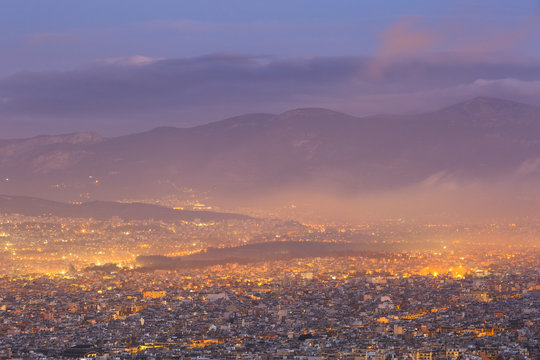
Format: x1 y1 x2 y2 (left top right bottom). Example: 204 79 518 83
228 177 540 224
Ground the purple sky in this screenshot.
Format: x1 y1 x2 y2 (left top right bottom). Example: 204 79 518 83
1 0 540 137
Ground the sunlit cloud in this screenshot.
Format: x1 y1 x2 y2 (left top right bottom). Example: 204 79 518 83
368 17 439 77
101 55 163 66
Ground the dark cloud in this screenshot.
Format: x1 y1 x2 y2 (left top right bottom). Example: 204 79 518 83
1 52 540 137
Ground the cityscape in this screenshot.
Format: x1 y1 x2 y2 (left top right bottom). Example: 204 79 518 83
0 211 538 358
1 1 540 359
0 245 538 359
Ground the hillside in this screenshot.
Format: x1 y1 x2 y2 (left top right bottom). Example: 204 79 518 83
0 195 250 221
1 97 540 213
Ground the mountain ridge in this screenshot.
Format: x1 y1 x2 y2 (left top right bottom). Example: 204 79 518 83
0 194 250 221
1 97 539 209
1 96 536 140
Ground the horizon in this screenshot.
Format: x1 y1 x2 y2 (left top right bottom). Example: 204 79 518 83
0 95 535 139
2 94 540 224
1 0 540 137
0 3 539 358
2 0 540 224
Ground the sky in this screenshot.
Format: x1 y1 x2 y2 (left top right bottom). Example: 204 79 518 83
1 0 540 137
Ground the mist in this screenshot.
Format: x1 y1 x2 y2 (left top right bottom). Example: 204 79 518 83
230 176 540 224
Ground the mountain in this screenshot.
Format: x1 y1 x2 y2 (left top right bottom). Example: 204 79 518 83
136 241 379 270
1 97 540 209
0 195 250 221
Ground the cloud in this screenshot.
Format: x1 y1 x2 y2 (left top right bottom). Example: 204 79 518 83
367 14 540 78
24 32 80 45
470 77 540 95
145 19 327 36
449 16 540 56
516 158 540 176
149 19 228 33
101 55 162 66
369 17 438 77
379 18 438 57
0 52 540 137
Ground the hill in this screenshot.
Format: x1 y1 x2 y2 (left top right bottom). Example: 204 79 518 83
0 195 250 222
1 97 540 219
135 241 381 270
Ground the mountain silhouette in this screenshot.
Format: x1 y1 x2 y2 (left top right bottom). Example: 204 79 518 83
1 97 539 208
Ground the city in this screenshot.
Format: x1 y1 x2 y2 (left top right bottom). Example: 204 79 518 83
0 209 538 359
0 246 538 359
2 1 540 359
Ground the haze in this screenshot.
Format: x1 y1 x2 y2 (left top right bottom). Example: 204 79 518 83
1 1 540 227
1 4 540 358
